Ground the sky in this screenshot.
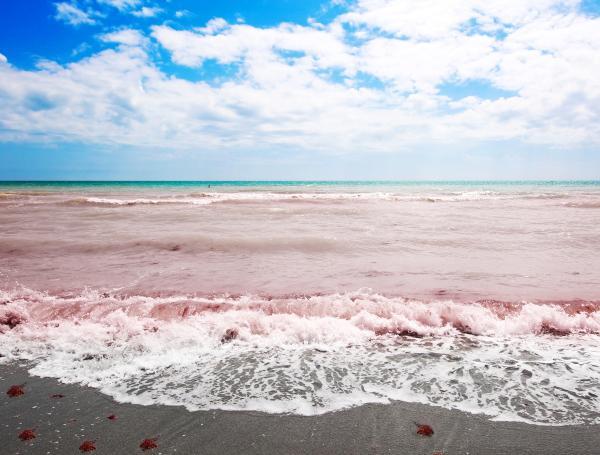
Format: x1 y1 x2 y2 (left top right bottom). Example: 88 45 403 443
0 0 599 180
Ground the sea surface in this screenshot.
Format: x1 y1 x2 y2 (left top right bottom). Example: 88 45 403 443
1 181 600 424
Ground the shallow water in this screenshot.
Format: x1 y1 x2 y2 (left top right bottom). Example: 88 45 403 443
1 181 600 423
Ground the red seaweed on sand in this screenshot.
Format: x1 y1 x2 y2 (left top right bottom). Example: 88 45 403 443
140 438 158 451
7 384 25 397
18 429 36 441
416 423 434 436
79 440 97 452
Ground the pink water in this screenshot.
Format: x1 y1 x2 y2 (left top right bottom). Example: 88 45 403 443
1 182 600 423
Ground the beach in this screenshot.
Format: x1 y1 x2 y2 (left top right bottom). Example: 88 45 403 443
3 0 600 452
3 364 599 455
4 0 600 451
1 181 600 453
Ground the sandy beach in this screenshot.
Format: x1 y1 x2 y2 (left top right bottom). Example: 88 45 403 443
2 363 599 455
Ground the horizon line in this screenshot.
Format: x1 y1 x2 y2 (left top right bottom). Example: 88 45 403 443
1 179 599 183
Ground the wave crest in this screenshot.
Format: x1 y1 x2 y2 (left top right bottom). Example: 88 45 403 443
2 288 600 423
2 289 599 339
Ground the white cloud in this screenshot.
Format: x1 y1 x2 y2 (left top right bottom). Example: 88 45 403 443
355 34 498 93
3 0 600 153
152 21 353 70
71 42 91 56
132 6 162 18
95 0 161 18
100 29 146 47
0 53 7 64
97 0 140 11
338 0 581 39
175 10 190 19
54 2 97 26
195 17 229 34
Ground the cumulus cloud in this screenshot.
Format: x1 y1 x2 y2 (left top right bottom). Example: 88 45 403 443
100 29 146 46
175 10 191 19
4 0 600 153
152 20 353 70
338 0 580 39
97 0 140 11
54 2 97 26
0 53 7 64
195 17 229 34
97 0 162 18
132 6 162 18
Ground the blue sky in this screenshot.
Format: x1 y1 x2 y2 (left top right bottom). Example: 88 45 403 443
1 0 599 180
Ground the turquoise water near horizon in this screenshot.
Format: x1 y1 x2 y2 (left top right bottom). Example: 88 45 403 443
1 180 599 190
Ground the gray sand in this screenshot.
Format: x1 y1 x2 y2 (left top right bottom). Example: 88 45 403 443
1 363 598 455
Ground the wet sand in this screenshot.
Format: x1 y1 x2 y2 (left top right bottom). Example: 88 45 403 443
1 364 598 454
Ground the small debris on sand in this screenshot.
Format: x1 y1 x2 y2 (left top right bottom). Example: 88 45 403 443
7 384 25 397
18 429 36 441
79 440 97 452
416 423 434 436
140 438 158 451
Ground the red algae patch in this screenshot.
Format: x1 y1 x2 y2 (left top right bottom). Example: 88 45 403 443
540 323 571 336
107 414 117 420
79 440 96 452
416 424 434 436
139 438 158 451
18 429 36 441
451 321 475 335
7 384 25 397
374 327 422 337
221 328 239 343
0 311 25 329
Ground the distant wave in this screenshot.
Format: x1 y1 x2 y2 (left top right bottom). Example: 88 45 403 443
60 197 199 207
0 235 340 254
37 191 591 207
564 201 600 208
2 186 599 208
0 191 52 201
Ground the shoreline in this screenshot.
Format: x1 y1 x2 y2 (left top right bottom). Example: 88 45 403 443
2 363 599 455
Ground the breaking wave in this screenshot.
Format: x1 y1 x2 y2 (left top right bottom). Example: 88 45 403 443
2 288 600 424
2 289 599 338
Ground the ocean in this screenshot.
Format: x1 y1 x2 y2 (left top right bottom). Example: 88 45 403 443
1 181 599 424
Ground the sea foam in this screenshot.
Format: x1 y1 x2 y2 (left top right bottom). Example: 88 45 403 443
2 288 600 424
